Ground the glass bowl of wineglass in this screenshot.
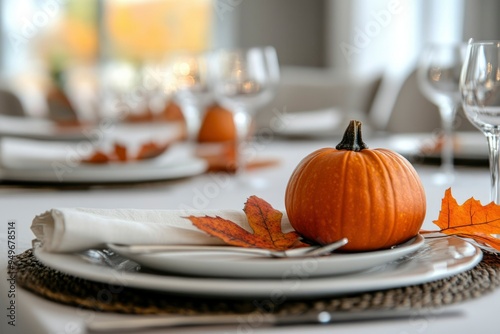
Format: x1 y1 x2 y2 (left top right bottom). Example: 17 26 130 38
165 51 214 141
211 46 280 173
417 43 466 185
460 40 500 203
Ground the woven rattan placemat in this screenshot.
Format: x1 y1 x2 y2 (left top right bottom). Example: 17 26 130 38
8 248 500 316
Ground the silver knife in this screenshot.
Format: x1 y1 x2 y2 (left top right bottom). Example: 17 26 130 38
86 308 462 333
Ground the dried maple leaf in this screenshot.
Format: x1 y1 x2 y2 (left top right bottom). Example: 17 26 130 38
187 196 307 251
196 142 279 173
135 141 170 160
81 141 170 164
423 188 500 250
82 151 109 164
114 143 128 161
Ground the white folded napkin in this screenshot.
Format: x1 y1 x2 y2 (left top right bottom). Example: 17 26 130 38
31 208 294 253
2 122 184 169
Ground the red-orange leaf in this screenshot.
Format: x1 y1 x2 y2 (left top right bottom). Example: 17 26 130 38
428 188 500 250
455 233 500 251
187 215 283 249
114 142 128 161
243 195 302 250
82 151 109 164
135 141 170 160
81 141 170 164
187 196 307 251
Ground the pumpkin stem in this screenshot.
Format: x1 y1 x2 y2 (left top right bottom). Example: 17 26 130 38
336 120 368 152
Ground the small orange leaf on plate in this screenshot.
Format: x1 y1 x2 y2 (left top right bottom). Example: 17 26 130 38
187 196 307 251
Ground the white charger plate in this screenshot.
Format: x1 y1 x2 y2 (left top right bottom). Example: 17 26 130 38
33 236 482 298
107 235 424 278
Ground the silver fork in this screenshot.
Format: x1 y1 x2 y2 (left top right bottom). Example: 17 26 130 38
79 249 140 271
107 237 348 258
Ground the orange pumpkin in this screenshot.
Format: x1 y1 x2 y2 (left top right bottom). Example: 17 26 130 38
161 101 184 122
285 120 426 251
197 104 236 143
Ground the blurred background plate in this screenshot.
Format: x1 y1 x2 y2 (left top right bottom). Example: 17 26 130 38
386 131 488 166
0 135 206 183
272 108 345 138
0 155 207 183
0 114 89 141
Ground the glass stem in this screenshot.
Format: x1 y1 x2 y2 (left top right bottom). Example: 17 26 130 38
438 103 457 179
486 133 500 204
182 103 202 141
0 138 3 171
232 107 251 173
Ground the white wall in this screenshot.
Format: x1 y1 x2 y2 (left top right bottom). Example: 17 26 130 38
328 0 466 130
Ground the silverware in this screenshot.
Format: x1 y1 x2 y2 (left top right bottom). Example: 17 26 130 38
86 308 462 333
79 249 140 271
107 237 348 258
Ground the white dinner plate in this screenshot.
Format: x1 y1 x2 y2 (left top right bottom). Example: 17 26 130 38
0 156 207 183
0 114 88 141
33 236 482 298
0 138 207 183
107 235 424 278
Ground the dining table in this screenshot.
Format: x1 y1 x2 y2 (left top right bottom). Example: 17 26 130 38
0 128 498 334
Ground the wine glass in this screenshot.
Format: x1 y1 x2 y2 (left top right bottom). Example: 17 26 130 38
211 46 280 173
166 51 213 141
417 43 466 185
460 40 500 203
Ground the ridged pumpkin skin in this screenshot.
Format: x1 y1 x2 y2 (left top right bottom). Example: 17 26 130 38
285 121 426 251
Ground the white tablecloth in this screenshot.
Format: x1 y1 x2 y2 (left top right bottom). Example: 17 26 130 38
1 136 497 334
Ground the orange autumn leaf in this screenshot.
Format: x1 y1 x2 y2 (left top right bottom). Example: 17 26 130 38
187 196 307 251
82 141 170 164
426 188 500 250
114 143 128 162
243 195 303 250
82 151 109 164
135 141 170 160
196 142 280 173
